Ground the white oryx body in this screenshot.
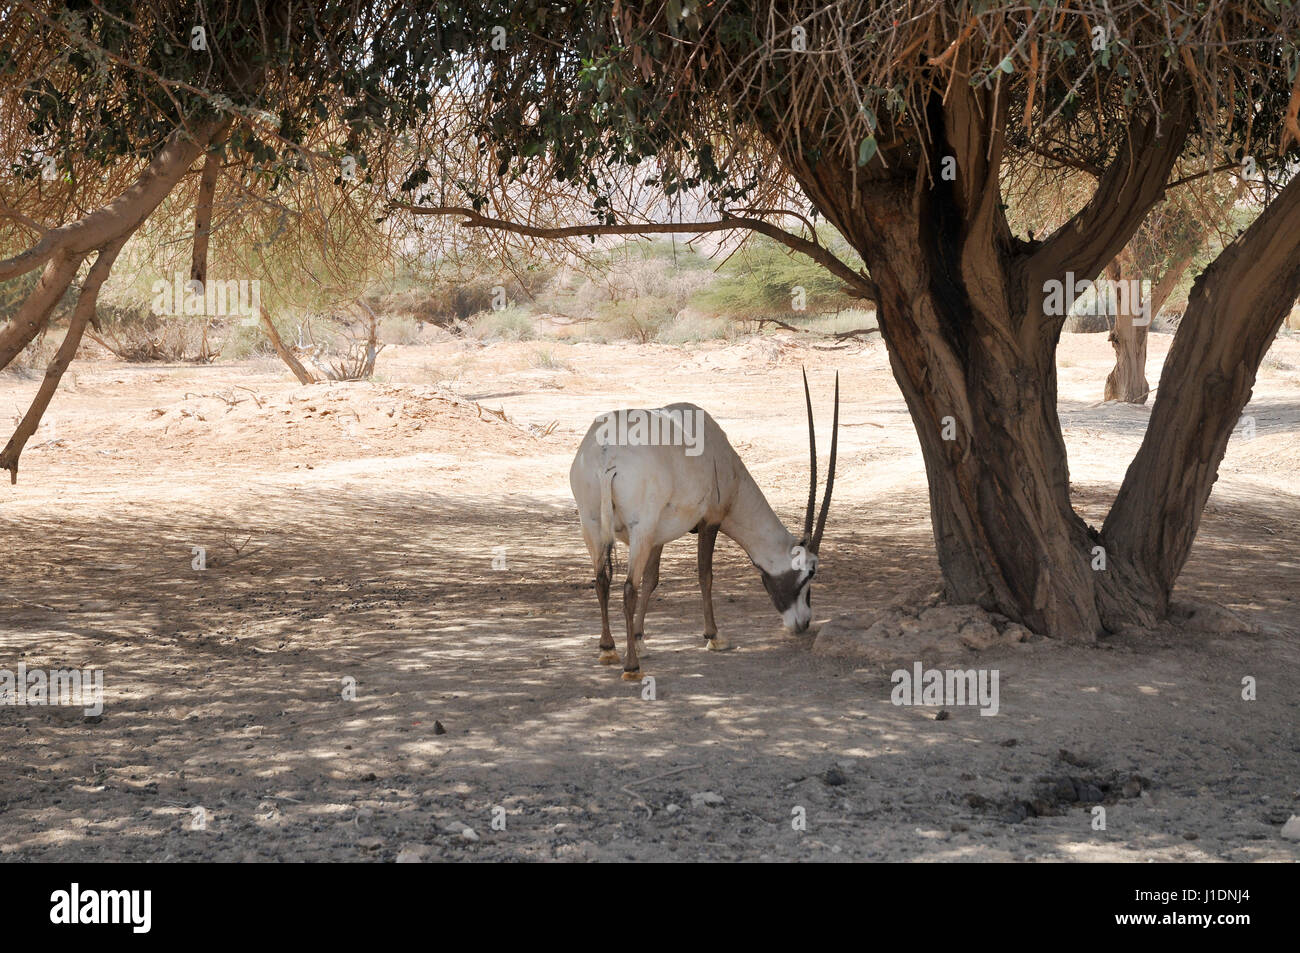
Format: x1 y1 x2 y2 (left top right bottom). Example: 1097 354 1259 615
569 375 838 680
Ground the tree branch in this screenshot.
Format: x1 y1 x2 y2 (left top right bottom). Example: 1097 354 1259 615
0 119 228 283
1030 94 1193 303
1 236 128 483
391 201 878 300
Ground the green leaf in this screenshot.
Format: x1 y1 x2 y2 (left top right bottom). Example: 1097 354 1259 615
858 135 878 167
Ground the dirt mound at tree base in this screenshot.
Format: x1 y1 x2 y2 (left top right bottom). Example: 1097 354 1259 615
813 600 1032 664
814 587 1260 662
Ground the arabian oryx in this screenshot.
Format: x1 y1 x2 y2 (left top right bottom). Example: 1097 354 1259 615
569 372 838 680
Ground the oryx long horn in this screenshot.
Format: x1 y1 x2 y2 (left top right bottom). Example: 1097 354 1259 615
812 371 839 553
802 367 817 545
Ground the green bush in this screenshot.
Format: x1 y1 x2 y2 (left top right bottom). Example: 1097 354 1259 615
468 306 535 341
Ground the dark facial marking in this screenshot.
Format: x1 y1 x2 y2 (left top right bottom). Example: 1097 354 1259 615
761 568 809 612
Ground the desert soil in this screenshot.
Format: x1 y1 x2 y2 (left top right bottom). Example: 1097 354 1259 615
1 329 1298 862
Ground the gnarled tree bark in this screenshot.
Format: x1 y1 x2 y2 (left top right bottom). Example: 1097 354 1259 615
773 74 1207 640
1102 176 1300 621
1102 255 1150 403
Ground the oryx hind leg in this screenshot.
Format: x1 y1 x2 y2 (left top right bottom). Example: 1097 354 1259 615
583 522 619 665
632 544 663 660
620 532 655 681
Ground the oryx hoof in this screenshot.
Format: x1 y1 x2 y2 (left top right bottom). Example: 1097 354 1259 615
705 636 731 652
621 669 643 682
598 649 621 665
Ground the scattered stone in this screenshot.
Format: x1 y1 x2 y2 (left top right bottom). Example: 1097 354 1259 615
1058 749 1091 768
1170 600 1258 635
1182 832 1199 841
690 791 724 808
999 738 1018 747
1122 777 1143 799
934 709 950 721
1074 781 1105 803
1001 801 1030 824
395 844 430 863
433 721 446 735
356 837 383 851
813 602 1031 661
461 827 479 842
664 803 681 815
957 619 1000 651
823 767 848 786
83 715 103 725
1280 816 1300 841
1001 624 1032 643
359 772 377 782
1051 778 1078 803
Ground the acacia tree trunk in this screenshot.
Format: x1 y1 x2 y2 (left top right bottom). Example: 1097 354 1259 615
191 140 224 362
1102 180 1300 620
772 76 1300 640
1103 256 1150 403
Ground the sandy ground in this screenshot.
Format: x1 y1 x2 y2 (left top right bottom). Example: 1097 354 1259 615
1 329 1298 862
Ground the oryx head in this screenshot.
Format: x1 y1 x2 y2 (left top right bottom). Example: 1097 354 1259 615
761 370 839 633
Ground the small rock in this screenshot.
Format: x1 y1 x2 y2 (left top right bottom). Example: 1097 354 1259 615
1280 815 1300 841
1182 832 1199 841
433 721 446 735
443 820 467 834
957 619 1000 651
934 709 950 721
999 738 1018 747
823 767 848 786
395 844 430 863
690 791 724 808
1001 624 1032 643
1122 777 1143 798
1074 781 1105 803
461 827 479 842
1058 749 1089 767
356 837 383 851
83 715 103 725
664 803 680 814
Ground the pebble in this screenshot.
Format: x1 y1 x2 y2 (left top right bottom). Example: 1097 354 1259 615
823 767 848 786
1280 815 1300 841
690 792 724 808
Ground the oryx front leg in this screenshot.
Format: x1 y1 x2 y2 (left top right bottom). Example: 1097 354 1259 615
697 523 729 651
